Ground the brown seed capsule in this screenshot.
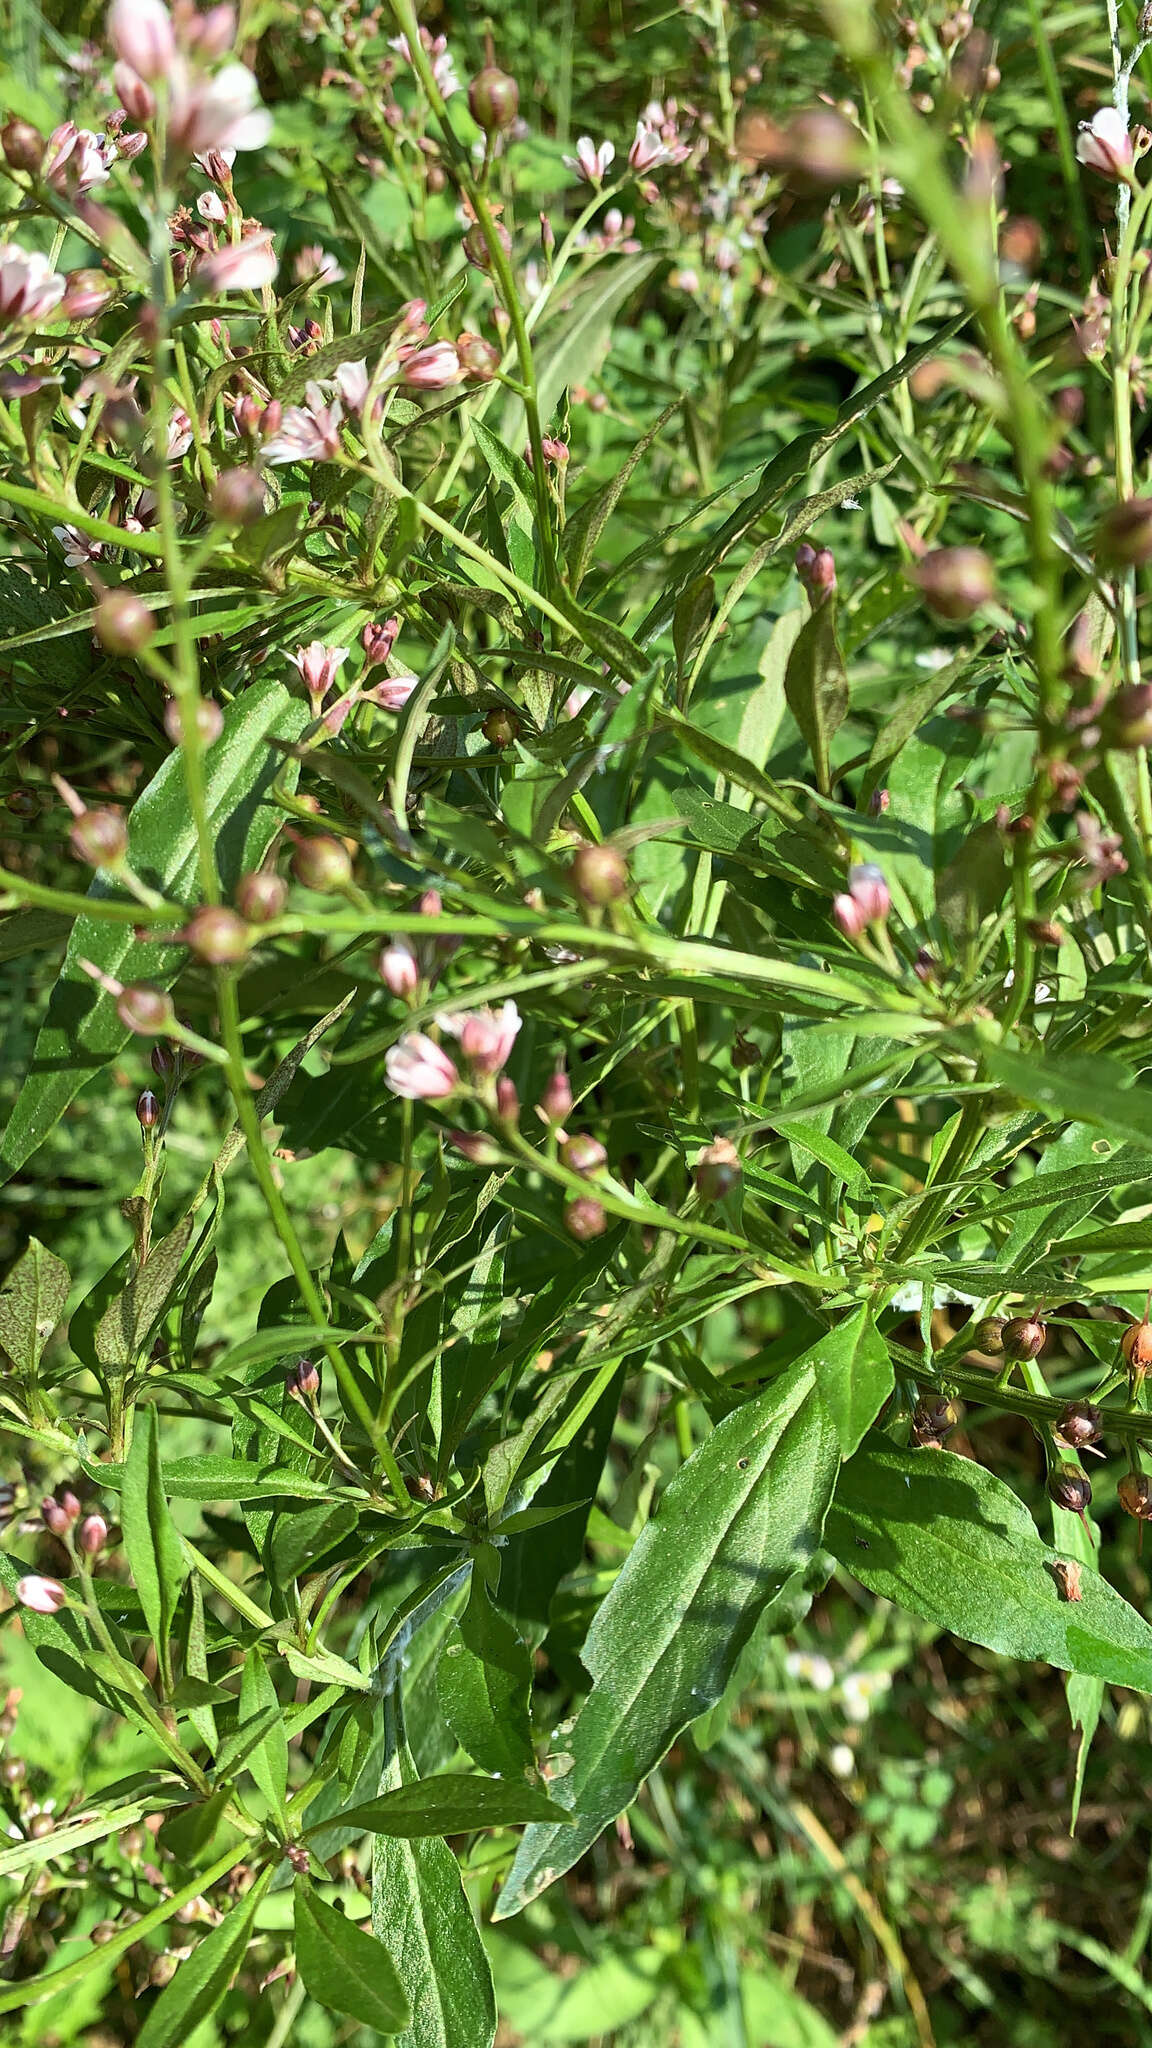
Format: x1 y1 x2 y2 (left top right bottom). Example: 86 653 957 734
695 1136 742 1201
1118 1470 1152 1520
117 984 174 1036
561 1133 607 1176
1055 1401 1103 1449
210 466 266 527
971 1316 1005 1354
564 1196 608 1240
469 64 520 133
1121 1318 1152 1376
1047 1463 1092 1514
235 869 288 923
136 1089 160 1129
1102 682 1152 751
1002 1314 1047 1361
151 1042 174 1078
1 118 43 174
290 834 354 893
910 546 997 621
94 589 155 657
482 707 519 747
570 842 629 905
911 1394 963 1445
183 905 251 965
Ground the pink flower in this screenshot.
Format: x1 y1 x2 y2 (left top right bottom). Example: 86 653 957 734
0 245 66 325
846 862 890 924
563 136 615 184
107 0 175 79
15 1575 67 1614
440 1000 522 1077
398 342 462 390
114 61 156 120
185 2 236 58
1076 106 1134 180
362 617 401 666
290 640 349 714
364 669 418 711
168 58 271 156
627 120 679 173
294 244 344 287
166 409 193 459
196 189 228 223
832 892 867 939
198 230 278 292
44 124 112 193
385 1032 458 1100
388 29 461 97
334 358 369 411
378 938 419 998
53 523 103 568
260 382 343 464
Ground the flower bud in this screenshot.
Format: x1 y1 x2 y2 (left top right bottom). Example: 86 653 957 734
210 466 266 527
70 806 128 867
846 862 890 925
540 1065 573 1123
150 1042 174 1078
1026 917 1064 947
1047 1463 1092 1515
1102 683 1152 750
570 841 629 905
469 65 520 133
795 542 836 600
564 1195 608 1240
60 269 116 319
95 589 155 657
107 0 176 79
113 60 156 121
971 1316 1004 1353
911 1394 963 1446
833 892 867 939
287 1358 320 1400
290 834 353 892
695 1136 742 1200
136 1088 160 1129
163 697 224 746
1055 1401 1103 1449
235 869 287 923
910 546 997 620
42 1495 71 1537
1118 1470 1152 1520
456 331 501 381
482 707 519 747
1097 498 1152 566
6 788 39 817
117 983 174 1035
1002 1314 1046 1360
78 1513 107 1555
447 1128 504 1165
1 118 43 174
15 1575 67 1614
183 905 251 964
361 617 400 666
378 937 419 999
562 1133 607 1176
496 1075 520 1124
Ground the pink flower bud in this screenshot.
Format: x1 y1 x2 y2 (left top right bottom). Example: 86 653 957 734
441 1000 522 1076
361 617 401 666
186 3 236 58
846 862 890 925
60 268 116 318
107 0 176 81
42 1497 71 1537
136 1088 160 1128
447 1128 503 1165
562 1132 606 1175
287 1357 320 1399
290 834 353 893
182 905 251 964
469 65 519 133
198 231 277 294
496 1075 520 1124
15 1575 67 1614
540 1065 573 1123
113 60 156 122
398 341 462 390
833 891 868 939
385 1032 459 1101
378 938 420 999
910 547 996 621
235 869 287 923
795 543 836 600
79 1514 108 1555
95 589 155 656
117 983 174 1035
564 1196 607 1240
70 806 128 867
695 1136 741 1201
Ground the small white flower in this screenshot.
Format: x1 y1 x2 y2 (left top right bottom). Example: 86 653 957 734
1076 106 1133 180
564 136 615 184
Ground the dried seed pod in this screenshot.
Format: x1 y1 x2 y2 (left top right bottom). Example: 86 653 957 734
1118 1469 1152 1520
135 1089 160 1129
1047 1462 1092 1514
971 1316 1005 1354
1055 1401 1103 1449
1002 1314 1047 1361
1121 1316 1152 1378
1048 1558 1083 1602
910 1393 963 1445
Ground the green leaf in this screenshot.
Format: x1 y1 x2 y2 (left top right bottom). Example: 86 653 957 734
980 1047 1152 1153
782 1120 867 1194
0 678 308 1181
562 400 680 593
827 1438 1152 1688
0 1238 69 1376
783 596 848 794
294 1882 411 2035
120 1406 188 1657
436 1573 537 1782
371 1708 497 2048
494 1351 840 1917
810 1307 894 1458
137 1882 265 2048
93 1218 194 1369
524 253 657 439
238 1653 289 1828
471 417 536 513
309 1772 570 1840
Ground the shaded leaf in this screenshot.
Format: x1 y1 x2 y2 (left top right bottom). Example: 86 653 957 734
294 1881 411 2035
0 1238 69 1376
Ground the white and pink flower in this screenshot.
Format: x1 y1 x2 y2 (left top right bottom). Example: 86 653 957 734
107 0 175 78
198 229 278 292
563 136 615 184
15 1575 67 1614
260 381 343 463
1076 106 1134 180
0 245 67 325
384 1032 459 1100
290 640 349 716
439 1000 522 1077
168 57 271 156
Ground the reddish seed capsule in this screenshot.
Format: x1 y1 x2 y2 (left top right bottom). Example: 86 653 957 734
1 118 43 174
210 466 266 528
235 869 287 923
972 1316 1005 1354
1002 1314 1046 1361
1121 1318 1152 1376
117 984 174 1036
94 589 155 657
136 1088 160 1129
570 842 629 906
6 788 39 817
1047 1463 1092 1514
290 835 353 893
69 807 128 867
910 546 997 621
183 905 251 965
469 64 520 133
163 697 224 747
151 1042 174 1078
910 1394 963 1445
1055 1401 1103 1449
564 1196 608 1241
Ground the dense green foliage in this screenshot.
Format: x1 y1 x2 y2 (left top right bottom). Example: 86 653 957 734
5 0 1152 2041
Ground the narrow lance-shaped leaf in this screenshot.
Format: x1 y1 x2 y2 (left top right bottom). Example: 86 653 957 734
136 1876 269 2048
783 593 848 795
120 1406 188 1669
238 1651 290 1830
0 1238 69 1377
827 1438 1152 1689
94 1217 194 1369
811 1306 895 1459
309 1772 571 1839
494 1351 841 1918
294 1880 411 2036
436 1559 537 1782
